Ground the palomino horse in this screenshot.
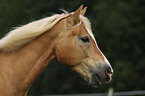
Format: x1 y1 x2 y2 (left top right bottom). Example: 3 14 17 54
0 5 113 96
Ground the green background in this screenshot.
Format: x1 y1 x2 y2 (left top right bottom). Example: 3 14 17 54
0 0 145 95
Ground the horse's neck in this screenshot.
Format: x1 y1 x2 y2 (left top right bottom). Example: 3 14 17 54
16 31 56 88
5 25 61 95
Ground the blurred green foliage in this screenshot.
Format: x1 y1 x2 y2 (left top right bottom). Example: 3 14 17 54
0 0 145 95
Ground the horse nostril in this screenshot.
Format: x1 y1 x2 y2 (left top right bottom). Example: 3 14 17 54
106 67 113 76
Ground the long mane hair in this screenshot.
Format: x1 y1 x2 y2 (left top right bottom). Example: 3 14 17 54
0 12 93 52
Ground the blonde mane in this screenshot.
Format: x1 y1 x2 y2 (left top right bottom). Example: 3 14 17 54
0 12 93 52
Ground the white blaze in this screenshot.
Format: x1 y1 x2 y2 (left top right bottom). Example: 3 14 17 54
86 28 114 73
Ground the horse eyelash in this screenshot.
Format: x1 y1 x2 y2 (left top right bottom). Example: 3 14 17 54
80 36 90 43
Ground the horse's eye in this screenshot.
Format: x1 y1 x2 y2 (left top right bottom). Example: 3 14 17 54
80 36 90 43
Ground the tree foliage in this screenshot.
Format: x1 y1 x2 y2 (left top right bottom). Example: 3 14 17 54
0 0 145 95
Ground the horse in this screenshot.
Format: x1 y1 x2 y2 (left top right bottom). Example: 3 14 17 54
0 5 113 96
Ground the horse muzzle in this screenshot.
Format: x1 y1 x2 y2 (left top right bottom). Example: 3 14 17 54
89 63 113 87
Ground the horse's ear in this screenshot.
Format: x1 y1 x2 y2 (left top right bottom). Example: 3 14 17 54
68 5 83 25
81 7 87 16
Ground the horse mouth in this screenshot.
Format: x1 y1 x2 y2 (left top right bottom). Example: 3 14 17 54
89 73 112 87
89 74 101 87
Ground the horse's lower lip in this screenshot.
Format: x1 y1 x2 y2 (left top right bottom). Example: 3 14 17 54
90 74 101 87
93 74 101 86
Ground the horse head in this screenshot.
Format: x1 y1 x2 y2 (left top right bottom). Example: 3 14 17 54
55 5 114 87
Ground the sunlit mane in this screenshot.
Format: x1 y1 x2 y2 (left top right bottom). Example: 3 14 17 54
0 12 93 52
